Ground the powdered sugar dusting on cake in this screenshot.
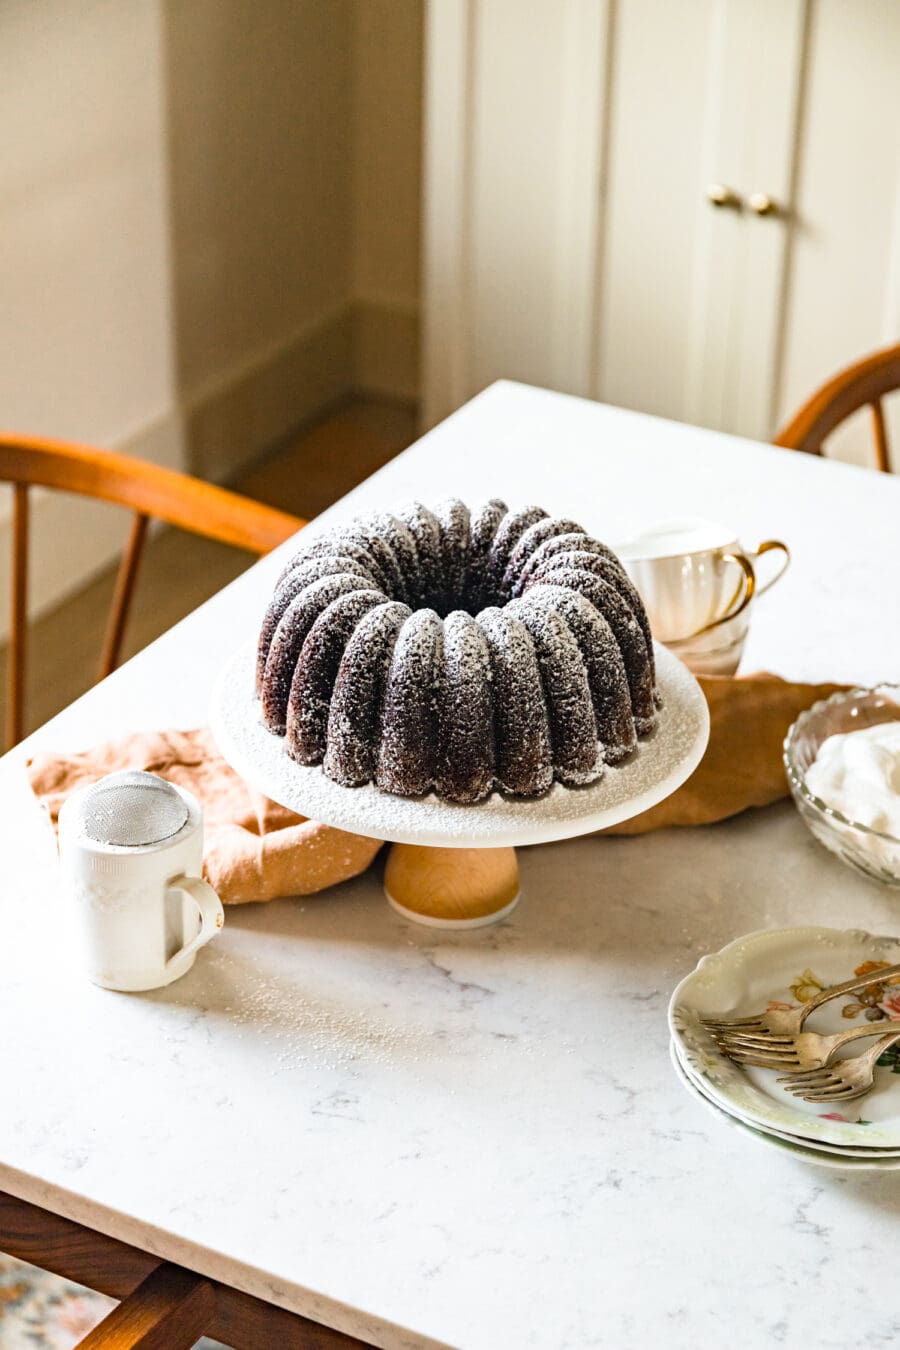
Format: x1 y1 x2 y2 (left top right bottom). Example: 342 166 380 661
537 547 657 685
255 499 663 804
524 563 657 735
502 517 586 595
324 601 410 786
435 611 494 802
367 510 420 608
346 513 407 601
488 505 548 599
377 609 446 797
212 640 708 847
258 554 380 688
514 531 624 597
286 588 386 766
433 497 471 615
464 498 507 612
278 534 392 592
477 607 553 796
396 502 443 614
262 573 381 733
276 545 380 592
520 583 636 763
506 597 602 787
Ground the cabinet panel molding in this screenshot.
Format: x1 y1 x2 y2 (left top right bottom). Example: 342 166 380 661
422 0 613 425
422 0 476 427
594 0 716 422
423 0 900 466
548 0 612 398
685 0 809 441
777 0 900 469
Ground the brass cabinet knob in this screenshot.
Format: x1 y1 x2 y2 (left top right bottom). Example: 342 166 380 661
748 191 778 216
706 182 742 208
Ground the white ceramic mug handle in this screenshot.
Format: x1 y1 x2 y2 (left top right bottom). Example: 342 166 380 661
751 539 791 596
166 874 224 970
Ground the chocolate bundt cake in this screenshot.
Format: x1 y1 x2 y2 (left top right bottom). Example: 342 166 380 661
256 500 660 803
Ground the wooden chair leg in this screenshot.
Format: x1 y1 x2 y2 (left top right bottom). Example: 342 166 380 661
100 511 149 678
75 1262 215 1350
871 398 891 472
0 1189 373 1349
6 483 29 749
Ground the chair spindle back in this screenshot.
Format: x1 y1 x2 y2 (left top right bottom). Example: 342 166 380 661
1 433 304 750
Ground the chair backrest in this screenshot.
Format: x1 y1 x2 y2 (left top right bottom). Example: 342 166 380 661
0 433 305 749
774 341 900 472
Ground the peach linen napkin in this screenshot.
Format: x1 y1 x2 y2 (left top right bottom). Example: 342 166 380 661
603 672 847 835
25 674 846 903
26 728 382 904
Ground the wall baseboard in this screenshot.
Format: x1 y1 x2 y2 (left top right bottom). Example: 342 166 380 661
0 299 420 644
352 298 420 403
184 305 355 484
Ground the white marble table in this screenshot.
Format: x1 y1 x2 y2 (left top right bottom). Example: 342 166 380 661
2 381 900 1350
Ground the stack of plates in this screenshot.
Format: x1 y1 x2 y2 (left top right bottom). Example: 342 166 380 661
668 926 900 1168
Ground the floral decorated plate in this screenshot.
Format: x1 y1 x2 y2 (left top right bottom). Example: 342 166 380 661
671 1036 900 1157
668 926 900 1149
669 1041 900 1170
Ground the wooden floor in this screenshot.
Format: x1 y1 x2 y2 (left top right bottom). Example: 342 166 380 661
0 398 417 739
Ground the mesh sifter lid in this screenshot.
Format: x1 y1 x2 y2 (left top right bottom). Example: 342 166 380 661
73 770 189 847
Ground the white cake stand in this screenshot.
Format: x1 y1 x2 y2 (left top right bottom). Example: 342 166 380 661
210 642 709 927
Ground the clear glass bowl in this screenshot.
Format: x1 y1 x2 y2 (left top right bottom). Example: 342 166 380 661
784 684 900 887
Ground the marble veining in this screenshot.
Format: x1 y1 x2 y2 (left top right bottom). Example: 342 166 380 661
3 384 900 1348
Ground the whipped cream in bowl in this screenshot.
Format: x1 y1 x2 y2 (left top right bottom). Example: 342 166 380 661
784 686 900 886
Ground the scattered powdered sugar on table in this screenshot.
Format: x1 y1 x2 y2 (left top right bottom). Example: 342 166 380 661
210 956 428 1072
210 642 708 847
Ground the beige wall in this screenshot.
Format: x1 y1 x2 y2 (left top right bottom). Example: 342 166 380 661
1 0 175 446
0 0 183 636
353 0 422 308
352 0 423 401
0 0 423 635
165 0 355 479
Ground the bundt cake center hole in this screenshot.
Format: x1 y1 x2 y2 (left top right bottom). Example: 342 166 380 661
416 573 510 619
430 593 479 619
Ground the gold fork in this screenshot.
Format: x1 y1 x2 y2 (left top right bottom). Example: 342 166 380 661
700 962 900 1043
777 1029 900 1103
719 1020 899 1071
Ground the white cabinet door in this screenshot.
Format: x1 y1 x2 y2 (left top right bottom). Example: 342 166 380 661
423 0 900 461
683 0 807 441
422 0 610 425
775 0 900 468
594 0 717 424
594 0 807 441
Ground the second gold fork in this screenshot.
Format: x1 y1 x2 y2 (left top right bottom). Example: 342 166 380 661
718 1020 900 1071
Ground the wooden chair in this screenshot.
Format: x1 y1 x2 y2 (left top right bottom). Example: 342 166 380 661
0 432 305 750
1 1189 371 1348
774 340 900 472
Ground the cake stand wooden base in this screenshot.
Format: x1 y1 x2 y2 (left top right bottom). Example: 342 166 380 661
384 844 520 929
